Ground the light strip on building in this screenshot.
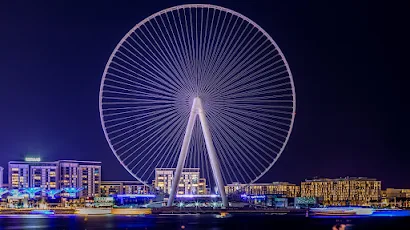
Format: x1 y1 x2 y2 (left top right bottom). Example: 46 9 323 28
176 194 220 198
241 194 266 199
116 194 156 198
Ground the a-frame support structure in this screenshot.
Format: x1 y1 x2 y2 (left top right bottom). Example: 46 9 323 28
167 97 228 207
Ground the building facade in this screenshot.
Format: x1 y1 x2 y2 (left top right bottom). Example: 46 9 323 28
8 162 30 189
225 182 300 197
59 160 80 189
382 188 410 208
78 163 101 197
100 181 150 196
153 168 207 195
30 162 58 190
8 159 101 197
301 177 381 205
385 188 410 199
0 166 3 188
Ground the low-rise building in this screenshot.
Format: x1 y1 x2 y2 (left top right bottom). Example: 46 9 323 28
382 188 410 208
100 181 150 196
225 182 300 197
301 177 381 206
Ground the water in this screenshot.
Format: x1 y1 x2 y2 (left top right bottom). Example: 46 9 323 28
0 214 409 229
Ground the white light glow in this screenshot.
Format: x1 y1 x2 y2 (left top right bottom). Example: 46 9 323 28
25 157 41 162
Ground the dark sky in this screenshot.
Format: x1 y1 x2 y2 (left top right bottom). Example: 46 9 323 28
0 1 408 188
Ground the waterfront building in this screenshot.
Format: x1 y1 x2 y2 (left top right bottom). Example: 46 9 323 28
153 168 207 195
382 188 410 208
8 162 30 189
225 182 300 197
7 158 101 198
58 160 80 188
301 177 381 206
78 162 101 197
57 160 102 197
100 181 150 196
385 188 410 199
0 167 3 188
30 162 58 190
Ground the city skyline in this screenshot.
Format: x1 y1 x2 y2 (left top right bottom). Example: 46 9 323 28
0 157 405 192
1 0 409 188
1 157 409 209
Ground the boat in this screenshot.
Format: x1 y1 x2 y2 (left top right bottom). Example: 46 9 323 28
310 207 374 216
313 210 356 216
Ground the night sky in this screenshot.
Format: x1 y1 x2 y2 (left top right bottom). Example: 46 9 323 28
1 1 408 187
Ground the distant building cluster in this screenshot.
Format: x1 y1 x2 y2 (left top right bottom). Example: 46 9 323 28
225 177 381 207
1 158 409 208
301 177 381 206
224 177 409 208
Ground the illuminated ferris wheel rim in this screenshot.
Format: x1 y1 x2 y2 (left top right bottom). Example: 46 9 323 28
99 4 296 187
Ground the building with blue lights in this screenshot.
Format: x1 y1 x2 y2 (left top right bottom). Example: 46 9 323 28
7 159 101 198
30 162 58 190
58 160 101 197
0 166 3 188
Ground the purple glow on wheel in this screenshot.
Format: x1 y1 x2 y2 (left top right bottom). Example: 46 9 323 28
99 4 295 189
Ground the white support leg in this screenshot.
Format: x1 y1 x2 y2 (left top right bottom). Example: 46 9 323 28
167 99 198 207
167 97 228 207
196 98 229 207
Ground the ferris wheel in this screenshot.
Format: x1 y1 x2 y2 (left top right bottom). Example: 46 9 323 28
99 4 295 206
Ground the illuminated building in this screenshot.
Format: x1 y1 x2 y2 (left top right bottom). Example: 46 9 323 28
0 167 3 188
9 158 52 190
79 163 101 197
8 162 30 189
386 188 410 199
7 159 101 198
225 182 300 197
30 162 58 190
301 177 381 205
58 160 101 197
100 181 150 196
383 188 410 208
153 168 207 195
58 160 80 188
